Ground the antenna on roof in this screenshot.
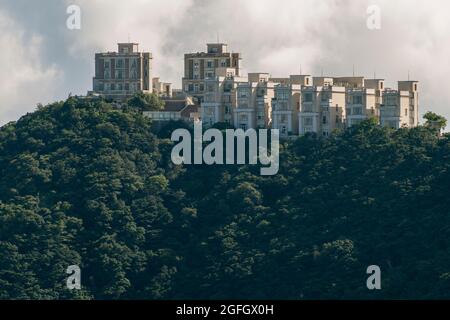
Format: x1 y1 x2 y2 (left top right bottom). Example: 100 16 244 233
352 64 355 77
321 68 323 77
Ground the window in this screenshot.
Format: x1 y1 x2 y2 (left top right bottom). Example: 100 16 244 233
353 107 362 115
304 117 313 126
353 95 363 104
223 95 231 103
221 60 227 67
207 60 213 68
306 78 309 85
322 116 328 124
238 89 248 98
277 90 289 100
405 109 408 116
206 83 214 92
303 104 313 112
224 82 233 92
414 84 417 91
257 111 264 120
281 126 287 134
257 88 266 97
303 93 312 102
321 92 330 102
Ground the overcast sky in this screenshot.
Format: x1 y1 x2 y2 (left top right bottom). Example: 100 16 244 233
1 0 449 125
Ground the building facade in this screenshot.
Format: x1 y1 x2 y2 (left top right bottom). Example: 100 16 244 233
271 75 312 136
380 81 419 129
298 82 346 136
182 43 242 103
89 42 420 135
234 73 278 130
92 43 152 101
143 96 199 123
152 77 172 98
201 67 248 127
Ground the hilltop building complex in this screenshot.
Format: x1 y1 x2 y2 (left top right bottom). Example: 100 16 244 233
91 42 419 135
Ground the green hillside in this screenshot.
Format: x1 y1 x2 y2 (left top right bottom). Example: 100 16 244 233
1 97 450 299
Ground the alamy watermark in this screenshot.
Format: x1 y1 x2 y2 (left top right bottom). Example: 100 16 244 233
366 5 381 30
66 5 81 30
66 265 81 290
171 122 279 176
366 265 381 290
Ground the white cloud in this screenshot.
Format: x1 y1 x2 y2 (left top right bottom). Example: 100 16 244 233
0 10 62 125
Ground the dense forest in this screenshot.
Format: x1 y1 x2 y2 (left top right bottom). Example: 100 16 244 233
1 96 450 299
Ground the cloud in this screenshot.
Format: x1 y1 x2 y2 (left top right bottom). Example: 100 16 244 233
1 0 450 124
0 10 62 125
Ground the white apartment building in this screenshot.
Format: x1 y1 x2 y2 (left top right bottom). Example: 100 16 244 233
201 68 248 127
298 81 346 137
234 73 277 130
183 43 242 103
180 45 419 134
380 81 419 129
345 87 377 127
271 75 312 137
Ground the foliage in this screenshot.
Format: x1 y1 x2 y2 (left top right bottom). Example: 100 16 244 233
1 99 450 299
423 111 447 131
127 92 164 111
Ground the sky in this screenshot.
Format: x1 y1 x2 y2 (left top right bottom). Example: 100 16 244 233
0 0 449 126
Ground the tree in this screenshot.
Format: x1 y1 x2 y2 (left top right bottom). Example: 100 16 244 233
127 92 164 111
2 97 450 299
423 111 447 132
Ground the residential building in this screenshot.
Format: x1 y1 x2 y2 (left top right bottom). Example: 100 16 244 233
152 77 172 97
380 81 419 129
234 73 278 130
143 96 199 123
271 75 312 136
92 43 152 101
201 67 248 127
298 80 346 136
182 43 242 102
345 87 377 127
